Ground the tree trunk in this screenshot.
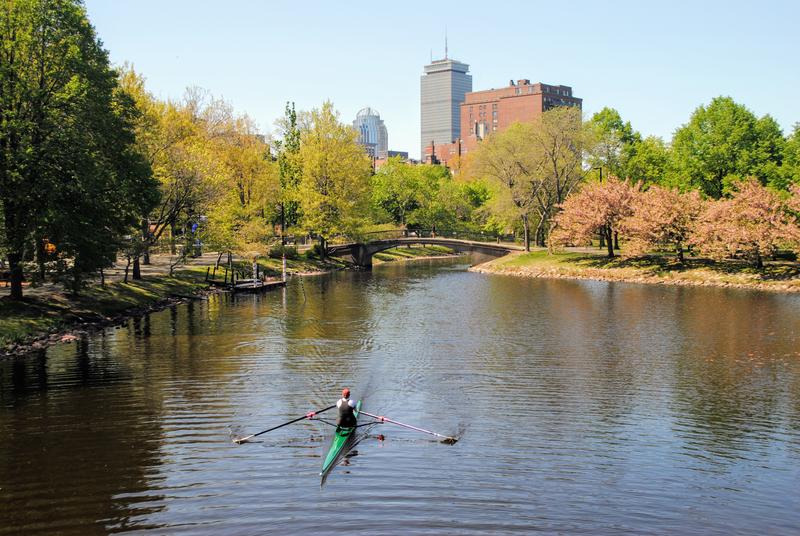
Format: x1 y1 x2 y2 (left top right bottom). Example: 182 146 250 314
36 237 46 283
8 251 24 300
142 219 150 265
614 231 619 250
319 236 327 260
534 217 544 248
170 219 177 255
755 250 763 269
676 244 685 264
132 255 141 280
100 267 105 287
124 256 131 283
605 226 615 258
522 214 530 252
599 231 605 249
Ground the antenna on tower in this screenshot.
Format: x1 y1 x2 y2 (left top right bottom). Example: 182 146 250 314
445 27 448 59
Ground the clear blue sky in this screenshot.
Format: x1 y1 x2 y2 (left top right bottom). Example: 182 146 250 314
85 0 799 159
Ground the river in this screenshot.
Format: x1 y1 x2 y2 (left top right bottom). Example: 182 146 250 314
2 256 800 534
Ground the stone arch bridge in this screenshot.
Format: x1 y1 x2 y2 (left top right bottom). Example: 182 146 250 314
326 233 522 269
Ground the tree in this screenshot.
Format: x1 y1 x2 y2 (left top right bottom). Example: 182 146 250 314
669 97 785 198
531 106 586 246
206 116 279 259
296 102 372 248
689 178 795 268
550 177 638 257
275 102 302 240
619 185 703 262
120 71 227 277
624 136 670 186
371 157 420 225
469 122 541 250
586 107 639 180
0 0 157 298
783 123 800 187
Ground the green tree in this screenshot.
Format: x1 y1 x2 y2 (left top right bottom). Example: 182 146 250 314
296 102 372 249
275 102 302 239
668 96 785 198
468 122 541 250
624 136 670 186
784 123 800 186
0 0 157 298
371 157 420 225
586 107 639 180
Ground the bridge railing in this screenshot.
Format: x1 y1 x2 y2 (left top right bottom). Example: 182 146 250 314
341 229 518 245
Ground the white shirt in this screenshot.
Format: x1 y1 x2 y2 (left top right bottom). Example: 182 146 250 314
337 398 356 408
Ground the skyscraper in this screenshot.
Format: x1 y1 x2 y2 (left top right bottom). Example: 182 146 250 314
420 57 472 158
353 107 388 159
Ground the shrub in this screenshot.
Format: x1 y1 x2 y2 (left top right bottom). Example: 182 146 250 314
268 245 299 259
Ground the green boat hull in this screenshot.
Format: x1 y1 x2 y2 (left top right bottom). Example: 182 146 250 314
320 400 361 476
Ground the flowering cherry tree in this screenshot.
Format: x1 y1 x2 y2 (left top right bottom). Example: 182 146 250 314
689 178 796 268
619 185 703 262
550 177 638 257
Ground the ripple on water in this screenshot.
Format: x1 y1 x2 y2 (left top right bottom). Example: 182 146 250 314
1 261 800 534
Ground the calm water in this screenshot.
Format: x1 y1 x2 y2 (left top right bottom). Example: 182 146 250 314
2 257 800 535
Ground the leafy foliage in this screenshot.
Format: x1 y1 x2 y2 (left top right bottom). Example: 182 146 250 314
688 178 797 267
668 97 785 197
619 185 703 262
550 177 638 257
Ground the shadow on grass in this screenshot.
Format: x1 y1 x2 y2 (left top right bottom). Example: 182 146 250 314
567 253 800 281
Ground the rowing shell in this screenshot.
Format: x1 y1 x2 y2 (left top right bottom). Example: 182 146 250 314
320 400 362 478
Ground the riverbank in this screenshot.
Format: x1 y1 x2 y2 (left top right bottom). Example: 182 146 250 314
0 274 213 356
1 246 460 355
472 250 800 293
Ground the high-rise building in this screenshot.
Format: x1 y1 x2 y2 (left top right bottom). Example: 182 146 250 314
353 107 388 159
420 57 472 158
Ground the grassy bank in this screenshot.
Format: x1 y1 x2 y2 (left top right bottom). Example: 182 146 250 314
0 274 210 352
373 245 457 263
473 250 800 293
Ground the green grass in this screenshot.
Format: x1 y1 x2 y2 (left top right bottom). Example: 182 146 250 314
373 245 456 263
0 274 208 350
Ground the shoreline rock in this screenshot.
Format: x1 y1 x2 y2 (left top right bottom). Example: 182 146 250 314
470 260 800 294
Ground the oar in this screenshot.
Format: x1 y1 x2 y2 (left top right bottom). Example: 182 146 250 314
233 405 336 444
359 410 458 444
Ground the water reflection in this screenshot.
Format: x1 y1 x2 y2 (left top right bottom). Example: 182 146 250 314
1 257 799 535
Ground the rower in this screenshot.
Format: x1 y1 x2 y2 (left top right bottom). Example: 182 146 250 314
336 388 357 427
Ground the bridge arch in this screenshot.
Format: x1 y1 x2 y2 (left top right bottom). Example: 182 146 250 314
327 237 520 269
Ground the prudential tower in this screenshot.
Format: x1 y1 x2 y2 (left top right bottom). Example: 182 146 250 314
420 52 472 159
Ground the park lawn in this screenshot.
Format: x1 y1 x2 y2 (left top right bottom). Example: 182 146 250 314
0 274 208 350
373 245 456 263
480 250 800 292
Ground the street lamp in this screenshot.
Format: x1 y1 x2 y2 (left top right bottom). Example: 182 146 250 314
594 166 603 182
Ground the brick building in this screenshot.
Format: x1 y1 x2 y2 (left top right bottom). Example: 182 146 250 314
424 79 582 166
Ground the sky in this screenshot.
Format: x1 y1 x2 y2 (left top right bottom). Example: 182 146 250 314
84 0 799 159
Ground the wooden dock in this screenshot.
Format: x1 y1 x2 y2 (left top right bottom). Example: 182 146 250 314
231 278 286 293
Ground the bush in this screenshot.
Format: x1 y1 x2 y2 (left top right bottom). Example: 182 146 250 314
268 244 299 259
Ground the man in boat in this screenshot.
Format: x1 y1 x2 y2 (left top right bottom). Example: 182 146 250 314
336 388 357 427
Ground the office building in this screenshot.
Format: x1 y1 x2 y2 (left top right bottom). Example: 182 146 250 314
420 57 472 158
353 107 388 159
424 79 582 166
